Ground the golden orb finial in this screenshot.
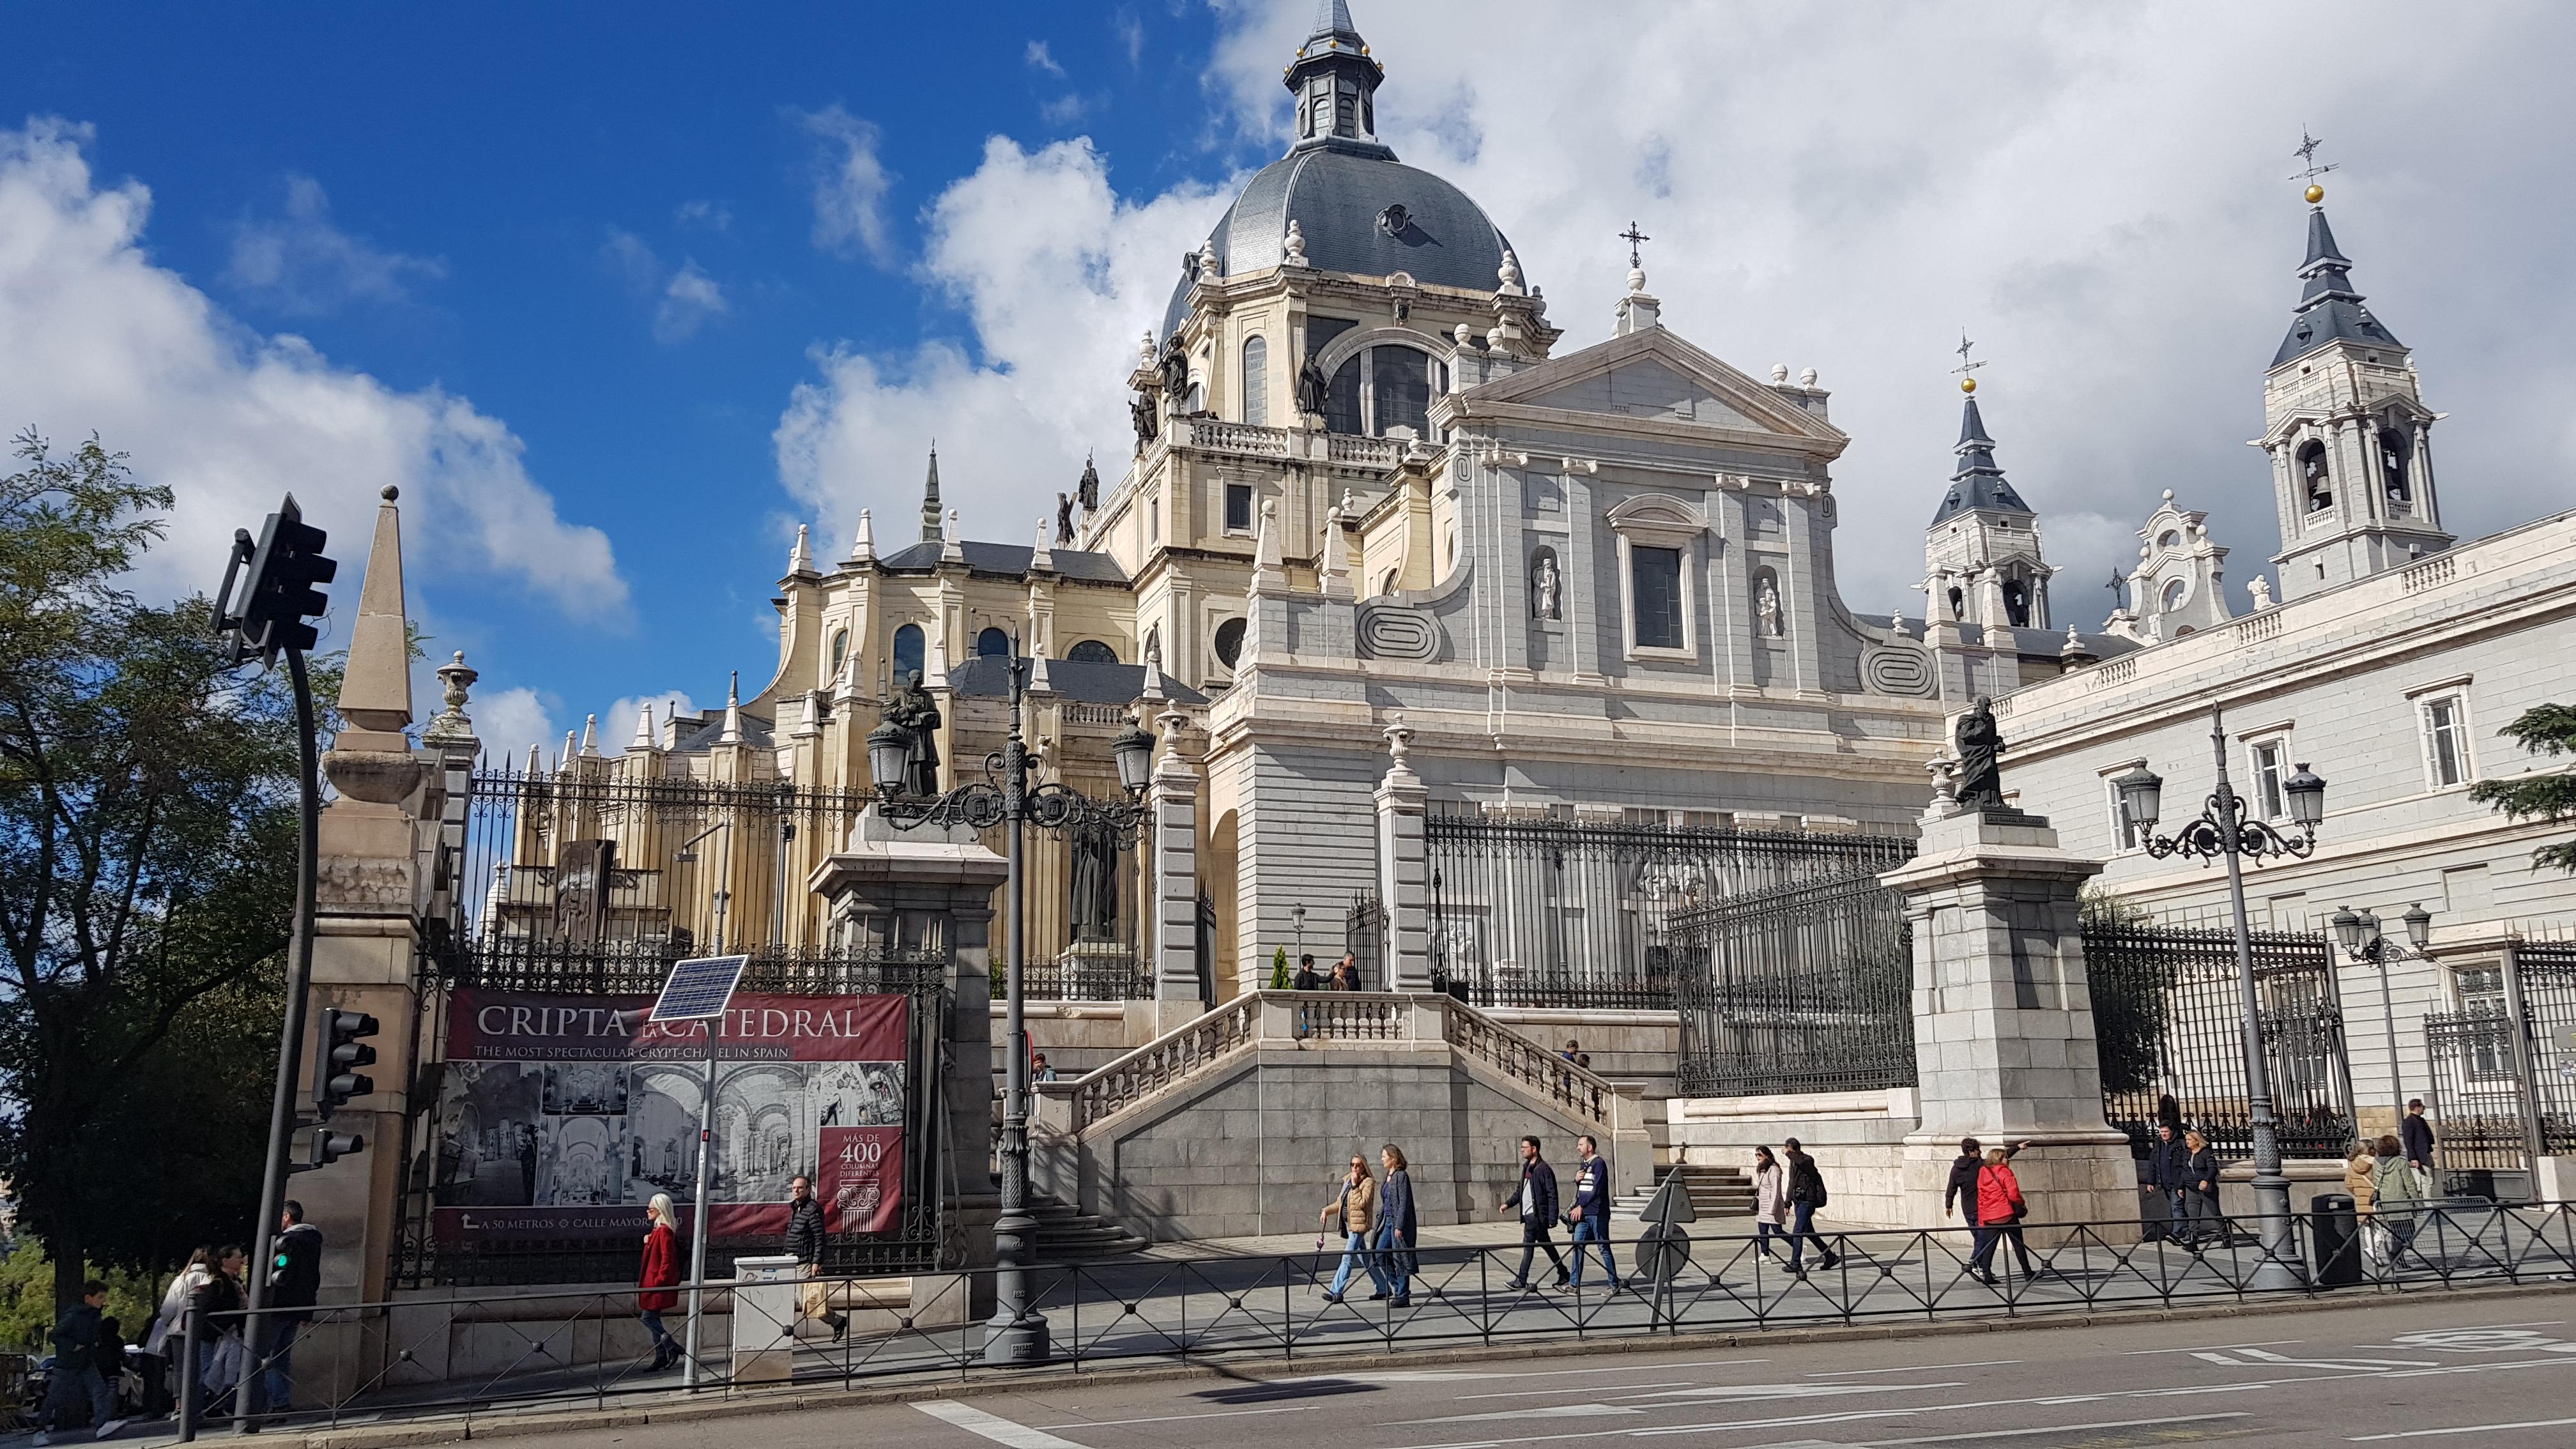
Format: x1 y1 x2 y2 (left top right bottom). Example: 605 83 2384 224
2304 183 2325 204
1959 376 1977 394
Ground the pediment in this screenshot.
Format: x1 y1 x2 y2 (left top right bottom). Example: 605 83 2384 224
1460 326 1846 448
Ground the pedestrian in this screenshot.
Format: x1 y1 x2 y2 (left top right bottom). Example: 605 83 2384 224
1337 949 1362 990
96 1315 130 1427
1320 1153 1392 1303
1377 1144 1417 1308
1499 1135 1570 1290
1750 1147 1790 1261
2147 1121 2193 1241
190 1247 248 1430
2346 1139 2386 1271
1032 1053 1058 1082
1567 1135 1618 1292
33 1280 119 1445
2401 1100 2437 1177
141 1248 213 1421
1781 1138 1839 1273
637 1193 682 1370
784 1175 849 1340
1943 1137 1986 1228
1292 953 1323 991
2181 1130 2223 1245
257 1199 321 1415
1968 1149 2036 1284
1560 1039 1581 1063
2372 1133 2426 1269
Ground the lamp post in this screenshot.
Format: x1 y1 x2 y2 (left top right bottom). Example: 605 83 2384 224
2112 703 2327 1286
1290 902 1308 967
2331 903 2435 1140
866 653 1152 1365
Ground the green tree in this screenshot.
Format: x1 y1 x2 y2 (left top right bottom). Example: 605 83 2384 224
2470 703 2576 874
0 430 307 1312
1269 946 1289 990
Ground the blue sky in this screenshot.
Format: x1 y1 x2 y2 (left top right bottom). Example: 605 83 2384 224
8 3 2575 758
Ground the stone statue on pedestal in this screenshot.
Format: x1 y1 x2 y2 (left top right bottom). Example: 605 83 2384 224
1954 696 2006 811
883 670 943 797
1068 816 1119 942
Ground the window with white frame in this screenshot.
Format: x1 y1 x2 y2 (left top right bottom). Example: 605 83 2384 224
1630 546 1683 650
1223 482 1254 535
2419 693 2472 788
2249 739 2288 820
1605 493 1706 661
2106 778 2145 851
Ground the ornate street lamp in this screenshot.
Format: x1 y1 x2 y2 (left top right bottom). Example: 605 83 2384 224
868 652 1149 1365
2331 902 2436 1140
2118 705 2327 1287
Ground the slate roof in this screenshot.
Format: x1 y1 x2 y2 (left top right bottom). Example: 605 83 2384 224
946 656 1209 706
2273 206 2403 368
873 540 1129 584
670 712 774 753
1928 395 2035 525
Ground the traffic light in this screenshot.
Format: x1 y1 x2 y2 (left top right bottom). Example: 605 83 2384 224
308 1130 365 1170
215 494 335 664
313 1008 379 1117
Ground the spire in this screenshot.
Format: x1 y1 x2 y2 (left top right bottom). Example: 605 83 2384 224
919 445 943 544
630 701 657 753
338 485 413 734
788 523 813 576
560 730 577 773
1285 0 1387 155
850 508 875 564
2273 187 2402 367
940 507 963 564
580 714 600 756
719 671 743 746
1032 513 1055 572
1929 379 2032 525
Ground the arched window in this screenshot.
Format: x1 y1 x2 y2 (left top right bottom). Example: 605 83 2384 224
1066 640 1118 664
1241 335 1268 427
2161 578 2186 612
892 623 926 684
976 627 1010 659
1212 617 1246 670
1148 496 1160 544
1947 586 1965 621
2297 440 2331 512
2380 427 2413 512
1379 569 1400 597
1324 356 1363 435
2002 578 2030 627
829 628 848 680
1369 344 1430 438
2158 530 2181 549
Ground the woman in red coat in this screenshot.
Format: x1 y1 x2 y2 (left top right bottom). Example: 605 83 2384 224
1968 1149 2039 1285
638 1193 682 1370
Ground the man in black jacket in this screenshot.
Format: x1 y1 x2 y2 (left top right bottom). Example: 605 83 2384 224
259 1201 323 1414
2146 1123 2193 1241
2402 1100 2437 1176
1943 1137 2030 1227
1782 1138 1839 1273
784 1176 847 1340
1499 1136 1568 1291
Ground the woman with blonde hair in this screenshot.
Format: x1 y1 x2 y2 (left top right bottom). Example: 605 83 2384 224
638 1193 683 1370
1319 1152 1390 1303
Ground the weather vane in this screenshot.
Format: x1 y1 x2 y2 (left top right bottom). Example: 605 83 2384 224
1620 221 1650 270
1952 332 1988 393
2292 128 2337 202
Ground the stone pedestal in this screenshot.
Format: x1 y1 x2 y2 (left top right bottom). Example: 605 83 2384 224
1147 708 1203 1031
1375 718 1431 992
810 807 1010 1275
1881 808 2137 1241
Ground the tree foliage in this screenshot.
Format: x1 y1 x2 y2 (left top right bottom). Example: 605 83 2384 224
0 429 310 1310
2469 703 2576 875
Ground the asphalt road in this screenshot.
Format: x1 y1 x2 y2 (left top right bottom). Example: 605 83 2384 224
526 1290 2576 1449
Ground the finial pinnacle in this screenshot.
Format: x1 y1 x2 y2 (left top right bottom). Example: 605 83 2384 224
2292 128 2337 206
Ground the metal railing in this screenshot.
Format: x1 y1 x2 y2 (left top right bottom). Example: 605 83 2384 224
164 1202 2576 1438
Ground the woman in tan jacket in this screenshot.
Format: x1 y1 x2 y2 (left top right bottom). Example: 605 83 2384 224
1321 1153 1392 1303
2345 1142 2379 1216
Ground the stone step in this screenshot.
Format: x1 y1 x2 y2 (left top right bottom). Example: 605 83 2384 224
1026 1190 1150 1261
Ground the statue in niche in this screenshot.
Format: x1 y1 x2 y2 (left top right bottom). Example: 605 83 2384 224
1055 492 1076 546
881 670 943 797
1067 815 1120 942
1529 550 1561 620
1295 350 1329 418
1128 391 1158 448
1756 576 1785 638
1953 696 2007 812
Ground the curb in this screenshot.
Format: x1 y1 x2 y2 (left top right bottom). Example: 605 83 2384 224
243 1277 2576 1449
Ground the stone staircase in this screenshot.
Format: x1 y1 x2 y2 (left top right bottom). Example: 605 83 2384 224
1614 1162 1755 1220
1029 1188 1149 1261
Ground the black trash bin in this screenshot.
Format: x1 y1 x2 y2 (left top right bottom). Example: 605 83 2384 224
2312 1192 2363 1287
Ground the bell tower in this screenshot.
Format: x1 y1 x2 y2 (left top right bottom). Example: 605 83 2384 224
1286 1 1387 156
2259 160 2450 601
1922 367 2051 634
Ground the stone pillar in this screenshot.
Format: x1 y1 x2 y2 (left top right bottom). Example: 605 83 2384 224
1148 706 1204 1030
1375 715 1431 992
809 808 1011 1275
1880 803 2137 1241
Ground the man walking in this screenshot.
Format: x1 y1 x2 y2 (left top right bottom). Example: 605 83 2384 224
1782 1138 1839 1273
1566 1135 1618 1292
2147 1121 2193 1241
784 1176 848 1341
2402 1100 2437 1177
33 1280 119 1445
1499 1135 1568 1291
258 1200 323 1414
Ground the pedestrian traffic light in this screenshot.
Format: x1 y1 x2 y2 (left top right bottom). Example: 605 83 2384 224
215 494 335 665
313 1008 379 1118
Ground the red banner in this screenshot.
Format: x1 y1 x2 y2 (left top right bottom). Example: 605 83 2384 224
429 988 907 1246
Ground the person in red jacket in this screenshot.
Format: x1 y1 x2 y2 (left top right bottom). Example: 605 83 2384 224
1968 1148 2038 1285
637 1193 683 1370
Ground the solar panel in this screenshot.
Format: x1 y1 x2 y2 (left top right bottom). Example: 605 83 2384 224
650 954 751 1023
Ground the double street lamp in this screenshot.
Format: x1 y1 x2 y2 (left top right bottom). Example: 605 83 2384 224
2331 903 2435 1140
864 654 1153 1365
2111 704 2327 1285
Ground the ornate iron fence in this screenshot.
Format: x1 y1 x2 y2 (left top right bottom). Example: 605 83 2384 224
1672 870 1915 1097
2519 942 2576 1157
2422 1007 2528 1185
1347 891 1387 990
1425 814 1915 1010
2084 922 2352 1160
1017 953 1150 1002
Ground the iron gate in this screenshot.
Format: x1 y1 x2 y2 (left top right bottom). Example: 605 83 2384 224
2519 942 2576 1156
1672 871 1916 1097
2084 923 2352 1160
1347 891 1387 991
2421 940 2576 1185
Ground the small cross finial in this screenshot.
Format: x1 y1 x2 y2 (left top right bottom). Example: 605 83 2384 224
1952 332 1987 394
2106 568 2126 598
2292 128 2338 201
1619 221 1651 269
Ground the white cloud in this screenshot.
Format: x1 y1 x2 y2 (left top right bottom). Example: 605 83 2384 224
223 173 445 314
472 685 556 767
603 690 695 756
600 229 729 343
674 197 732 232
1025 40 1066 79
773 137 1225 550
802 105 896 264
0 120 627 620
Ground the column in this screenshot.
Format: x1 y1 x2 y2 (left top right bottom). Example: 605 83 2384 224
1149 707 1204 1029
1375 717 1431 992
